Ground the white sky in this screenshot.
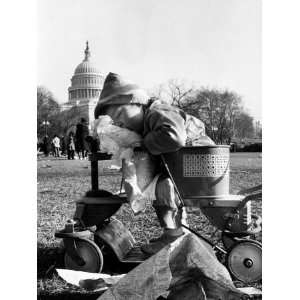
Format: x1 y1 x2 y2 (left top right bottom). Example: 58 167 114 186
38 0 261 120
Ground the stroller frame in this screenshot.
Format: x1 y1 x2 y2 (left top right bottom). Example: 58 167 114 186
55 146 262 284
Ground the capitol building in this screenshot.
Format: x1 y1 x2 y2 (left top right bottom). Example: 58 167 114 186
61 42 104 125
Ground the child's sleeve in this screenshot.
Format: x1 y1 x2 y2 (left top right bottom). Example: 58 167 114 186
143 109 187 155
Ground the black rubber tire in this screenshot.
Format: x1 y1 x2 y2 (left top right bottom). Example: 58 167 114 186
64 238 103 273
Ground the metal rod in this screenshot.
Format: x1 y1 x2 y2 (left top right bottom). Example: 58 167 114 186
238 184 262 195
182 224 226 254
91 160 99 191
160 154 185 208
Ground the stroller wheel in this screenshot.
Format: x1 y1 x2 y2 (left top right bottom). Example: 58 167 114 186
226 240 262 284
64 238 103 273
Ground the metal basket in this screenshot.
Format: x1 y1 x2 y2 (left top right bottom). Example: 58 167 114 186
162 146 230 198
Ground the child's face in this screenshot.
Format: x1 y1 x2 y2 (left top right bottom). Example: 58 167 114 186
104 104 144 133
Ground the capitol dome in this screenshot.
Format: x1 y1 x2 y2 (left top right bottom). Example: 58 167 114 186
68 41 104 103
74 59 100 75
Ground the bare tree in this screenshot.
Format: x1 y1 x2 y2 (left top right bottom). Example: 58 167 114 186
37 86 60 138
148 79 194 107
55 106 88 137
181 88 242 144
148 81 253 144
234 111 255 139
166 79 194 108
147 83 165 100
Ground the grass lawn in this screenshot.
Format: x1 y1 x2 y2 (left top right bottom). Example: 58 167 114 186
37 153 262 299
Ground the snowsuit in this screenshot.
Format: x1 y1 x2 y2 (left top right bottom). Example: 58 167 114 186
142 101 191 229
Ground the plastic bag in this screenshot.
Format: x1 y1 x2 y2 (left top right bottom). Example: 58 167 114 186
122 151 158 214
93 116 157 214
93 115 142 159
185 114 215 146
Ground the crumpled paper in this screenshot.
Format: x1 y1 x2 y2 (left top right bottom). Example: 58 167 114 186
56 269 125 292
92 115 142 159
93 116 157 214
57 235 261 299
97 233 247 300
185 114 215 146
122 153 159 214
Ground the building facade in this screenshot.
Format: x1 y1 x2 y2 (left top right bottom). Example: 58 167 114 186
61 42 104 126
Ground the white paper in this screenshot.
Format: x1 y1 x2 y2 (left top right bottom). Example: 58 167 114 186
56 269 125 289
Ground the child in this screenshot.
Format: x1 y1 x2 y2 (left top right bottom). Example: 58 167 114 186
94 72 213 255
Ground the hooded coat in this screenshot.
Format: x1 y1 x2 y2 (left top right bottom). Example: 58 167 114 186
142 101 187 155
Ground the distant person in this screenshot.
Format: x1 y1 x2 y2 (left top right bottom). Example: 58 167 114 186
50 139 55 156
52 135 60 157
37 139 43 153
60 135 66 156
67 132 75 160
42 135 50 156
75 118 89 159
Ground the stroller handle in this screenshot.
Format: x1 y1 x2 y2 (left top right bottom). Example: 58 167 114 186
160 154 185 209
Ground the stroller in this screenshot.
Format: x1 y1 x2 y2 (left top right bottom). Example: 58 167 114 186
55 144 262 285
